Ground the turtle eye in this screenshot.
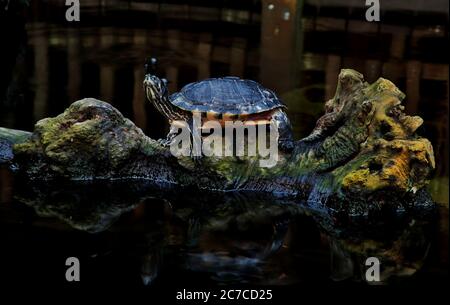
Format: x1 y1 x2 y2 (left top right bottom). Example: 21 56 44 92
161 79 169 95
161 84 167 96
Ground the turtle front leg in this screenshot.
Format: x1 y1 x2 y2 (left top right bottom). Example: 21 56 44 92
159 117 203 162
272 110 294 152
188 115 203 161
158 124 179 147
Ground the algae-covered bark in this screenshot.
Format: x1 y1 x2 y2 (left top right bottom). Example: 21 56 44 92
0 69 435 214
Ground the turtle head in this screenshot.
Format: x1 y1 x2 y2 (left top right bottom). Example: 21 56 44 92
144 74 169 102
144 57 169 102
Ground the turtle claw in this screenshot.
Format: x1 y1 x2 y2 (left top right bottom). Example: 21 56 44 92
157 138 172 147
159 134 202 165
158 130 179 147
190 145 203 164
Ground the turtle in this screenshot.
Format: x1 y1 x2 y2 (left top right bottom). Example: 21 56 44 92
143 58 294 154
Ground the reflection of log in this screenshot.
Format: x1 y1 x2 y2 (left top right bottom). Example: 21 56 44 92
14 178 436 284
0 70 435 215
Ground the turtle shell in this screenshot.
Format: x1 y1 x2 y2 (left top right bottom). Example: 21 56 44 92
169 77 285 115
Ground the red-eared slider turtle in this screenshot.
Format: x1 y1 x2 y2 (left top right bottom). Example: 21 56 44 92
143 58 293 152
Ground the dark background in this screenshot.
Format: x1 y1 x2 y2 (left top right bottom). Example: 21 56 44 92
0 0 448 288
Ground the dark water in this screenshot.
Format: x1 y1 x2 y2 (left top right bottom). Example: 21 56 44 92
0 170 447 286
0 0 448 287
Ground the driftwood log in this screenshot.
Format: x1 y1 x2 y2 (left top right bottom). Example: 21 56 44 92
0 69 436 215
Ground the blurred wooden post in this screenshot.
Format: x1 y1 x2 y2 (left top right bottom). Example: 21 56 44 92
325 55 341 100
67 28 81 103
100 27 115 103
390 31 407 60
260 0 300 93
165 66 178 94
406 60 422 114
364 60 382 84
33 23 48 121
132 29 147 130
133 65 147 130
166 30 181 90
230 38 246 77
197 33 212 80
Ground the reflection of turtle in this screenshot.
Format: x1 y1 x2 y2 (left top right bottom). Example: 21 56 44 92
143 58 294 151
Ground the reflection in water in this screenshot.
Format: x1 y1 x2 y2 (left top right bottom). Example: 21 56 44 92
329 220 432 283
3 177 440 285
